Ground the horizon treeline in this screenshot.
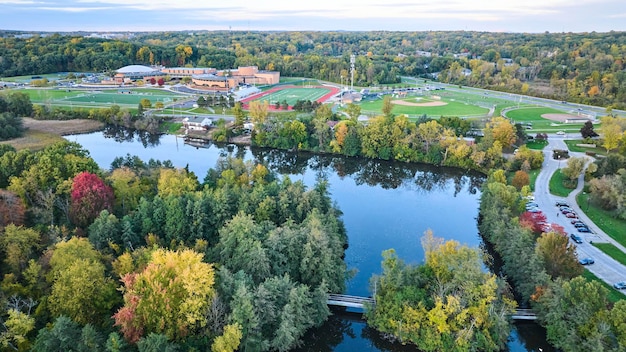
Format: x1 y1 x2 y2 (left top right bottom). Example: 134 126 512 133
1 30 625 107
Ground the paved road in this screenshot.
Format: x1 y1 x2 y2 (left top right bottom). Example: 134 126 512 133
533 135 626 290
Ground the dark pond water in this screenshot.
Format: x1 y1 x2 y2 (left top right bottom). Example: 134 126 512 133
66 127 553 352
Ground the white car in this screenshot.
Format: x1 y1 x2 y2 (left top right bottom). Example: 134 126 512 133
556 131 565 136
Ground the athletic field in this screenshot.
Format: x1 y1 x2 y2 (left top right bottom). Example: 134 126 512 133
240 85 339 110
359 95 490 118
504 107 589 133
21 88 186 108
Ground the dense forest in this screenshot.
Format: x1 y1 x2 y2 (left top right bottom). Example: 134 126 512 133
0 141 348 351
2 30 626 107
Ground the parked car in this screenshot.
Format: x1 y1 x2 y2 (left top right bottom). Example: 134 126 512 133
556 131 565 135
574 222 587 228
613 282 626 290
579 258 595 265
571 219 584 225
555 201 569 207
570 233 583 243
565 212 578 218
577 227 592 233
528 208 542 213
561 209 574 214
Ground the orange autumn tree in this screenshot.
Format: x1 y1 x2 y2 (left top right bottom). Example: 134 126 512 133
113 249 215 342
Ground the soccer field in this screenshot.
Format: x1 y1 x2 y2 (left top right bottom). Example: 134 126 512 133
243 86 338 108
21 88 186 107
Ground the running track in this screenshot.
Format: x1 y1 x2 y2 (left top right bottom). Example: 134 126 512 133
239 85 340 111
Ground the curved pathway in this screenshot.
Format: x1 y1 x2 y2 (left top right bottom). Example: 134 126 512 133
534 134 626 289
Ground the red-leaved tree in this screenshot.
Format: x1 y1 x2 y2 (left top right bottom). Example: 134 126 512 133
157 78 165 86
0 190 26 227
69 172 114 228
519 211 547 234
149 78 156 85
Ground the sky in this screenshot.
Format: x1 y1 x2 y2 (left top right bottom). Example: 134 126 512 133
1 0 626 33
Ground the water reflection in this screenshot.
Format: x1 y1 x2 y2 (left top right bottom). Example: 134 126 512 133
250 148 484 195
102 124 162 147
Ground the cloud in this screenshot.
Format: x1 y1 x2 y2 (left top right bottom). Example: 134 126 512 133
34 6 114 12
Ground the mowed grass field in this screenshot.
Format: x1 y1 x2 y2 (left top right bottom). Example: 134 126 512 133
359 95 489 118
20 88 186 108
505 107 588 133
250 87 331 106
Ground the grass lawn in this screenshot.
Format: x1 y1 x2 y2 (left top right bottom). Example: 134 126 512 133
161 122 183 134
577 192 626 248
525 140 549 150
506 107 587 133
592 242 626 266
528 169 541 192
582 270 625 302
360 96 489 118
564 139 608 156
19 87 186 107
549 169 576 197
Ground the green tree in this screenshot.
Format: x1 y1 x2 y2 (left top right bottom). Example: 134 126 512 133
32 316 81 352
381 95 394 116
534 277 614 351
229 284 266 352
137 333 178 352
87 210 121 250
232 102 246 132
345 103 361 120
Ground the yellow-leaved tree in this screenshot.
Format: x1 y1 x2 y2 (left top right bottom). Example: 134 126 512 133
113 249 215 342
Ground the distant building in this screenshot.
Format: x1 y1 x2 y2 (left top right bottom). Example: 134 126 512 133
191 74 231 91
114 65 164 84
416 50 433 57
191 66 279 91
161 67 217 78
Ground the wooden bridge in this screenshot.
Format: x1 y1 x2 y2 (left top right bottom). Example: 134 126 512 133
327 294 537 320
327 294 375 309
510 308 537 321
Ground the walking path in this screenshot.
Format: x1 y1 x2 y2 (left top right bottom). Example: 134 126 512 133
534 135 626 288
